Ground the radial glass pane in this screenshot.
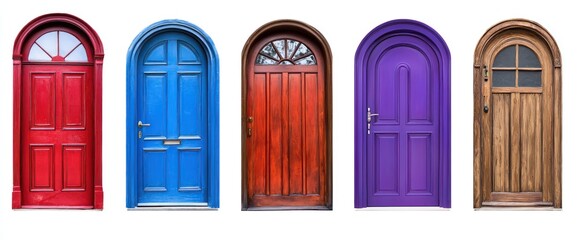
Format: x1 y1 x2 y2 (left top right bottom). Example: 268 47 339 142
35 31 58 58
59 31 82 57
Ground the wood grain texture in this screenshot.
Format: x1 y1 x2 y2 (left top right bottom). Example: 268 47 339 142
492 94 510 192
242 21 332 209
510 93 520 192
474 19 561 209
520 94 542 192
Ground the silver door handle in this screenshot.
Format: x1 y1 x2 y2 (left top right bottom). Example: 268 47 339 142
367 108 379 123
138 120 151 128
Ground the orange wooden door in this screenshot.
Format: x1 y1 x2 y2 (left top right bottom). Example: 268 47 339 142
474 20 562 208
245 36 328 209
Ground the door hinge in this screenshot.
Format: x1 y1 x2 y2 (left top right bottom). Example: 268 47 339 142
138 130 142 139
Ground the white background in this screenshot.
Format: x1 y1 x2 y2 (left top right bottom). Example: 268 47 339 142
0 0 577 239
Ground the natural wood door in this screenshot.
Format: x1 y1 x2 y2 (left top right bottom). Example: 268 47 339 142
242 22 332 210
474 20 562 208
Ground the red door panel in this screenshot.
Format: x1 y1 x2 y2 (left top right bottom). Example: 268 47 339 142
21 65 94 208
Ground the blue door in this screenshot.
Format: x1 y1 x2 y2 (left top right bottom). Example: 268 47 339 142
128 20 218 209
137 32 207 205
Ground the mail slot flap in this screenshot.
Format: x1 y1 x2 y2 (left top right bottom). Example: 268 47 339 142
163 139 181 145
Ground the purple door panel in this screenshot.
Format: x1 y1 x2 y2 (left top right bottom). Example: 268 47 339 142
355 20 451 208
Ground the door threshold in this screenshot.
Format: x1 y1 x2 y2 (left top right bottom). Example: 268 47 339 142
19 206 96 210
244 206 331 211
356 206 449 211
476 207 559 211
130 206 217 211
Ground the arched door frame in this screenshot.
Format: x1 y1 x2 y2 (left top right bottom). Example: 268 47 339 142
126 19 220 208
12 13 104 209
241 20 333 210
473 19 562 208
354 19 451 208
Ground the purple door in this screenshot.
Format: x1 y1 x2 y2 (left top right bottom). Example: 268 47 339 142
355 20 451 208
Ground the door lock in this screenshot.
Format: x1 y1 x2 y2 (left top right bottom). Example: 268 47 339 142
483 105 489 113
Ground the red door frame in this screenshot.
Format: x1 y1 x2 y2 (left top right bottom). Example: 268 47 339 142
12 13 104 209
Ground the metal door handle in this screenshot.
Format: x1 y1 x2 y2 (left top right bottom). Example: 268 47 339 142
483 105 489 113
138 121 151 128
367 108 379 123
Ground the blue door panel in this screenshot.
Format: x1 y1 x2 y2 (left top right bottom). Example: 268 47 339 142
179 73 202 137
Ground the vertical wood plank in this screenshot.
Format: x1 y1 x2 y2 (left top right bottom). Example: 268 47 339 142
474 66 482 207
305 73 320 195
554 66 562 208
268 73 282 195
288 73 303 194
481 78 492 203
542 65 553 203
251 73 267 195
317 71 326 201
521 94 542 192
282 73 289 196
510 93 520 192
492 94 510 192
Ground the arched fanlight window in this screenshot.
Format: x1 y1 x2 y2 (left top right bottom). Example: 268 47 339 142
256 39 316 65
28 30 88 62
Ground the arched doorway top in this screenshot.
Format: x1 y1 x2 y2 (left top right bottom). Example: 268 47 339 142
356 19 450 65
474 18 561 67
127 19 219 66
242 19 332 69
13 13 104 61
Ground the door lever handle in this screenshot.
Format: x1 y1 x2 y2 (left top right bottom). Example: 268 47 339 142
138 120 151 128
367 108 379 123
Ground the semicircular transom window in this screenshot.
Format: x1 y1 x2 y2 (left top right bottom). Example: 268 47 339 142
28 30 88 62
492 44 542 87
256 39 316 65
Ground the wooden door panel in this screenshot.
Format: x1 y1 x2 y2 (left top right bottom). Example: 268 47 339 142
62 145 86 191
248 71 325 206
520 94 542 192
31 73 56 129
492 93 510 192
62 73 86 129
29 145 55 191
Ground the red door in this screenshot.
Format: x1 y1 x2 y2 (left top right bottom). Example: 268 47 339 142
242 20 332 210
22 65 94 207
13 16 103 209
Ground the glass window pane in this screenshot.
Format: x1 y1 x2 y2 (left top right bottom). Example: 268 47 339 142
28 43 52 61
518 71 542 87
260 43 279 60
295 55 316 65
59 31 81 57
518 45 541 68
65 44 88 62
492 70 515 87
493 45 515 67
256 54 277 65
35 31 58 57
279 60 293 65
287 40 299 58
273 40 285 59
293 44 312 59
